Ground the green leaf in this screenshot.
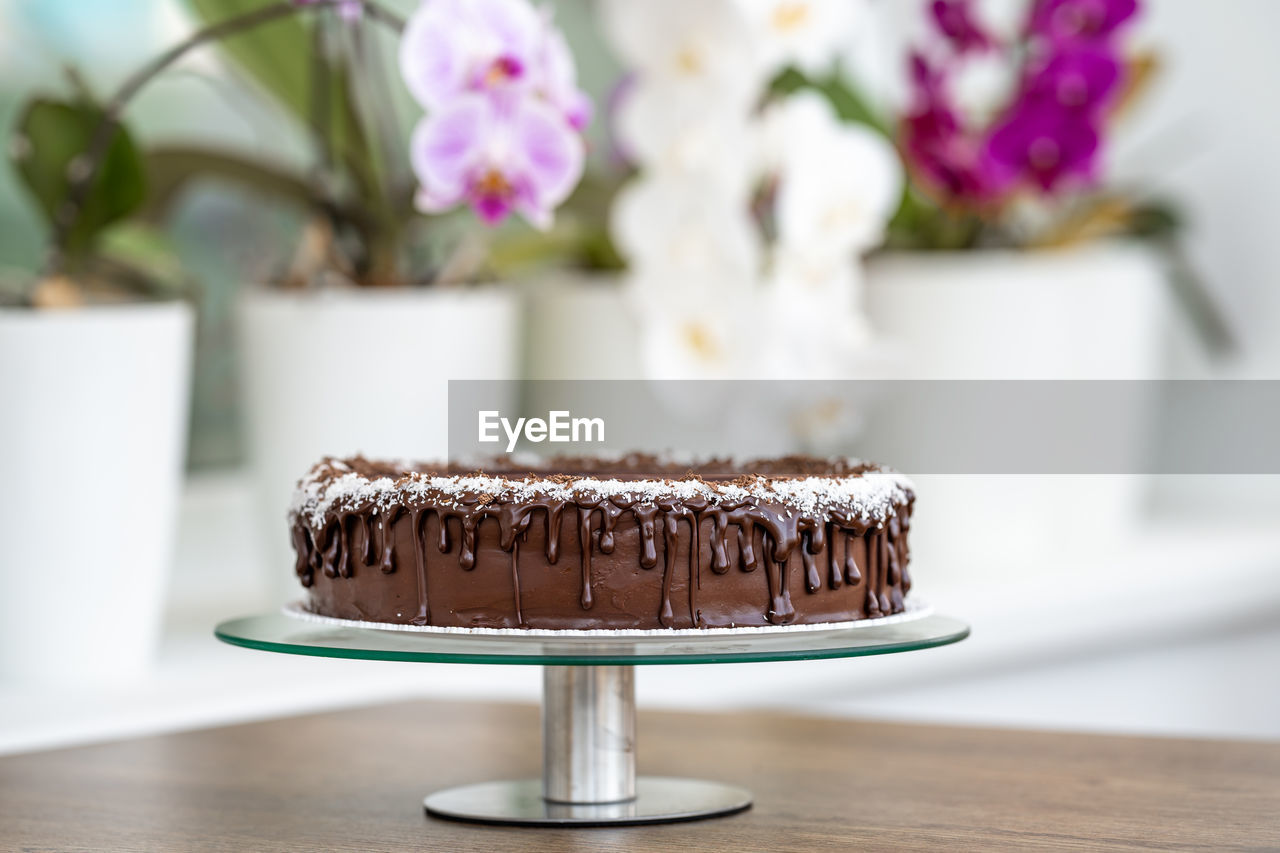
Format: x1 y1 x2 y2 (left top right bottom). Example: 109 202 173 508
1126 201 1182 239
188 0 314 125
97 221 189 296
186 1 387 226
185 0 377 182
318 49 385 211
10 97 147 256
769 66 891 136
811 73 890 136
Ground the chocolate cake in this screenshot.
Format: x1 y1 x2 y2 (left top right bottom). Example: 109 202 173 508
288 455 916 631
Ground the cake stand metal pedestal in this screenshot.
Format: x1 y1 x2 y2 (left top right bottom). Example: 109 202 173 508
425 665 750 825
215 611 968 827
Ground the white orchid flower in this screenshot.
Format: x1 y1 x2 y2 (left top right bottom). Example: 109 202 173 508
771 92 903 260
611 173 763 283
631 274 760 380
735 0 870 77
599 0 767 104
614 80 761 196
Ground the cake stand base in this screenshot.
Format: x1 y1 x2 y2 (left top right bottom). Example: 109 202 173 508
424 665 752 826
423 777 752 827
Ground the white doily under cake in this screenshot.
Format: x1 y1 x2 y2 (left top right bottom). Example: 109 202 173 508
281 597 933 638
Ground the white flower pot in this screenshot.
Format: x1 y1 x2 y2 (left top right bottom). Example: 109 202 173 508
240 286 519 601
521 274 640 381
0 302 194 684
865 241 1168 380
863 241 1170 575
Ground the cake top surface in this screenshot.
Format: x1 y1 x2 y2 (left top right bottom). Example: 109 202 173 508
289 454 914 529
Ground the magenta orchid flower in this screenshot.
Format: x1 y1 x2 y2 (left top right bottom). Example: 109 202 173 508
902 52 1002 204
930 0 993 53
986 105 1099 191
904 110 999 202
399 0 590 228
1028 0 1138 45
410 94 583 229
902 0 1138 206
1022 46 1122 114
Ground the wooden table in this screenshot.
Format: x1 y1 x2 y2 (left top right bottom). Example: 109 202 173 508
1 700 1276 851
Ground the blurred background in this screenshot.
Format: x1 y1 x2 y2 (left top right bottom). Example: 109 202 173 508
1 0 1277 755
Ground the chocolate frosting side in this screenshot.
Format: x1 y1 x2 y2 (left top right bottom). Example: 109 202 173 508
289 455 915 630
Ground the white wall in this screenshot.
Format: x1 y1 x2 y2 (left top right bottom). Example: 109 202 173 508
1118 1 1280 372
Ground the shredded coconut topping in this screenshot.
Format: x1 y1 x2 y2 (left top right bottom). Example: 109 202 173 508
288 455 915 530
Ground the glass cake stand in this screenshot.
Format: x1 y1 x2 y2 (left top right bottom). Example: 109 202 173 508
215 610 969 827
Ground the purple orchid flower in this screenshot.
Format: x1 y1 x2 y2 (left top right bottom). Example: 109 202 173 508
410 94 584 229
1022 46 1123 115
398 0 589 129
930 0 994 53
399 0 539 108
1027 0 1139 45
908 52 948 105
902 52 1001 203
535 22 593 131
902 0 1141 205
904 109 1000 203
985 104 1099 191
399 0 590 228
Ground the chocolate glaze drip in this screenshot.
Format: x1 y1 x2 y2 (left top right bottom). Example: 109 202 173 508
844 530 861 585
510 537 524 627
578 505 595 610
660 511 679 627
827 523 842 590
739 526 758 573
291 456 916 630
410 508 429 624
